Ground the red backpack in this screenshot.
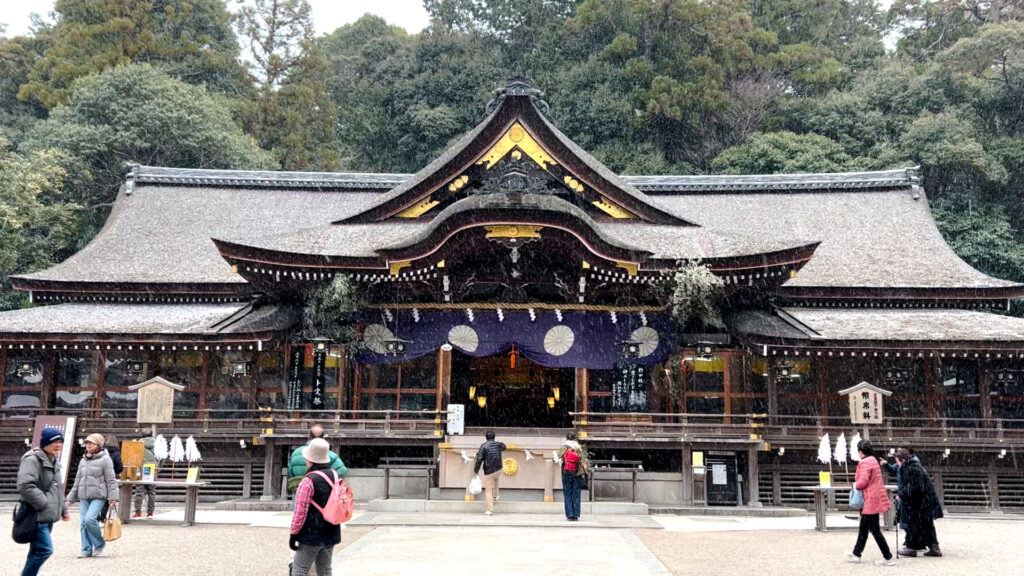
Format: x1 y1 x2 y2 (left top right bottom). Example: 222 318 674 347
309 470 354 524
563 449 581 473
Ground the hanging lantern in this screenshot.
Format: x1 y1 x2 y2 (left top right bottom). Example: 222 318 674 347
883 365 910 384
15 362 40 378
312 337 330 352
231 360 252 378
696 342 716 360
469 385 477 400
383 337 409 357
124 360 145 376
547 396 555 408
620 338 642 359
477 396 487 408
552 386 560 401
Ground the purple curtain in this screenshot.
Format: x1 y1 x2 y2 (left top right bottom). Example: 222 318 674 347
356 309 675 369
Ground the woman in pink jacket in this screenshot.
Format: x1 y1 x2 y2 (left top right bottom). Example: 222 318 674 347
845 440 895 566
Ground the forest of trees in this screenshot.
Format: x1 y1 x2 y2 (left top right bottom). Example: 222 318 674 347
2 0 1023 310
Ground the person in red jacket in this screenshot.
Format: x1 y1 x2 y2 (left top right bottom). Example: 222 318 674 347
845 440 896 566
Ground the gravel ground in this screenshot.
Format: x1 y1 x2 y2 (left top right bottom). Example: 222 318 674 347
636 518 1024 576
0 516 372 576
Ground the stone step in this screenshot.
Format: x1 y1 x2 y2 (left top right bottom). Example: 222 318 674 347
368 498 648 515
649 505 806 517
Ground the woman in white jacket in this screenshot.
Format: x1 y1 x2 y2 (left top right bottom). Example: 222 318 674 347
65 433 118 558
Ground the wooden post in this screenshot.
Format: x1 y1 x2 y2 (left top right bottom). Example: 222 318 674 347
436 346 452 412
988 469 1000 512
767 358 778 425
979 359 993 426
681 444 693 505
747 446 761 507
574 368 587 416
925 356 936 425
198 351 210 413
723 352 732 424
40 351 56 411
242 462 252 499
772 468 782 506
260 438 277 501
818 356 829 427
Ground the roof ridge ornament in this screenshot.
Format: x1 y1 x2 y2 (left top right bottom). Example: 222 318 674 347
486 76 550 117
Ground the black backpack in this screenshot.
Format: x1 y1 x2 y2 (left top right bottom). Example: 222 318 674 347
11 501 39 544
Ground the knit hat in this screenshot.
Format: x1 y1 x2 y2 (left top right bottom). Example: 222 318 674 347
301 438 331 464
39 427 64 449
85 433 105 447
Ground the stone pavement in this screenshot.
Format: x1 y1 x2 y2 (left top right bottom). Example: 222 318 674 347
2 507 1022 576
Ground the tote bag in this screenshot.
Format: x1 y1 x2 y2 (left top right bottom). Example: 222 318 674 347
103 505 122 542
848 486 865 510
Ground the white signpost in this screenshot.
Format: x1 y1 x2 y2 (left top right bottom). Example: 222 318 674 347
447 404 465 435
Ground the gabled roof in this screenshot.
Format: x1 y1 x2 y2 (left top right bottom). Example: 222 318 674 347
336 80 691 225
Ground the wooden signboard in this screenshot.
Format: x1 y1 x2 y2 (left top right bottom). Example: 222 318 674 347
121 441 145 469
838 381 893 425
129 376 185 424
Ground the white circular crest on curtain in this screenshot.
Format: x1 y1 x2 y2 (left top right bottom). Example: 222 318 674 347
543 325 575 356
630 326 660 358
448 325 479 352
362 324 394 354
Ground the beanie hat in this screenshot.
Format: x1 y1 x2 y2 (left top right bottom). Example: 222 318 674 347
301 438 331 464
39 427 64 449
85 433 105 447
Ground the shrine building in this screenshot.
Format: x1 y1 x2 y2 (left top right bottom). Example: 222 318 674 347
2 80 1024 510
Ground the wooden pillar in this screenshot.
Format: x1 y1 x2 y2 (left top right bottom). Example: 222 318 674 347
988 469 1000 512
353 362 362 412
723 352 732 424
198 351 210 413
260 437 277 501
574 367 587 416
979 359 993 426
766 358 778 425
818 357 829 426
747 446 761 506
772 469 782 506
94 350 107 416
436 345 452 412
925 356 936 425
681 443 694 505
40 351 56 411
336 349 347 412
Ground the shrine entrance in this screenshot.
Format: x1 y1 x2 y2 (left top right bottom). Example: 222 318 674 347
451 352 575 428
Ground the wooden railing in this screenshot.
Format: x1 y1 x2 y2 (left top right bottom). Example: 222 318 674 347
573 412 1024 449
0 407 447 441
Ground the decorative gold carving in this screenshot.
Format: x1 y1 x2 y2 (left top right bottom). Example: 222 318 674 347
616 261 639 276
582 260 591 269
484 225 543 239
389 261 412 275
477 122 556 170
447 175 469 193
437 260 445 268
592 196 635 219
563 175 585 193
396 197 440 218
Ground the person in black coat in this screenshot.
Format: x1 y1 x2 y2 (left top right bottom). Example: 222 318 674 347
100 435 124 521
473 430 506 516
288 438 341 576
896 448 943 557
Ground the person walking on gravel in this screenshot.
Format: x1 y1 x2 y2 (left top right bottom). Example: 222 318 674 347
17 427 71 576
844 440 895 566
66 433 118 558
473 430 506 515
289 438 342 576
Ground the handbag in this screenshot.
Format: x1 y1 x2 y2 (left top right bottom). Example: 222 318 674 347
103 504 122 542
11 501 39 544
467 475 483 496
848 486 865 510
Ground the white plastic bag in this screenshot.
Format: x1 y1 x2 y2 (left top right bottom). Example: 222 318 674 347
468 475 483 495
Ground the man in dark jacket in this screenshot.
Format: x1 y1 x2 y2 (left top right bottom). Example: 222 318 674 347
289 438 342 576
17 427 71 576
473 430 506 515
896 448 943 557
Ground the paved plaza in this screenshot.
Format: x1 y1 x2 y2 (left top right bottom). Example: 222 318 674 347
2 507 1022 575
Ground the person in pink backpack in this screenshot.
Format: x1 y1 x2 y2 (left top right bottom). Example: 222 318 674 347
289 438 344 576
